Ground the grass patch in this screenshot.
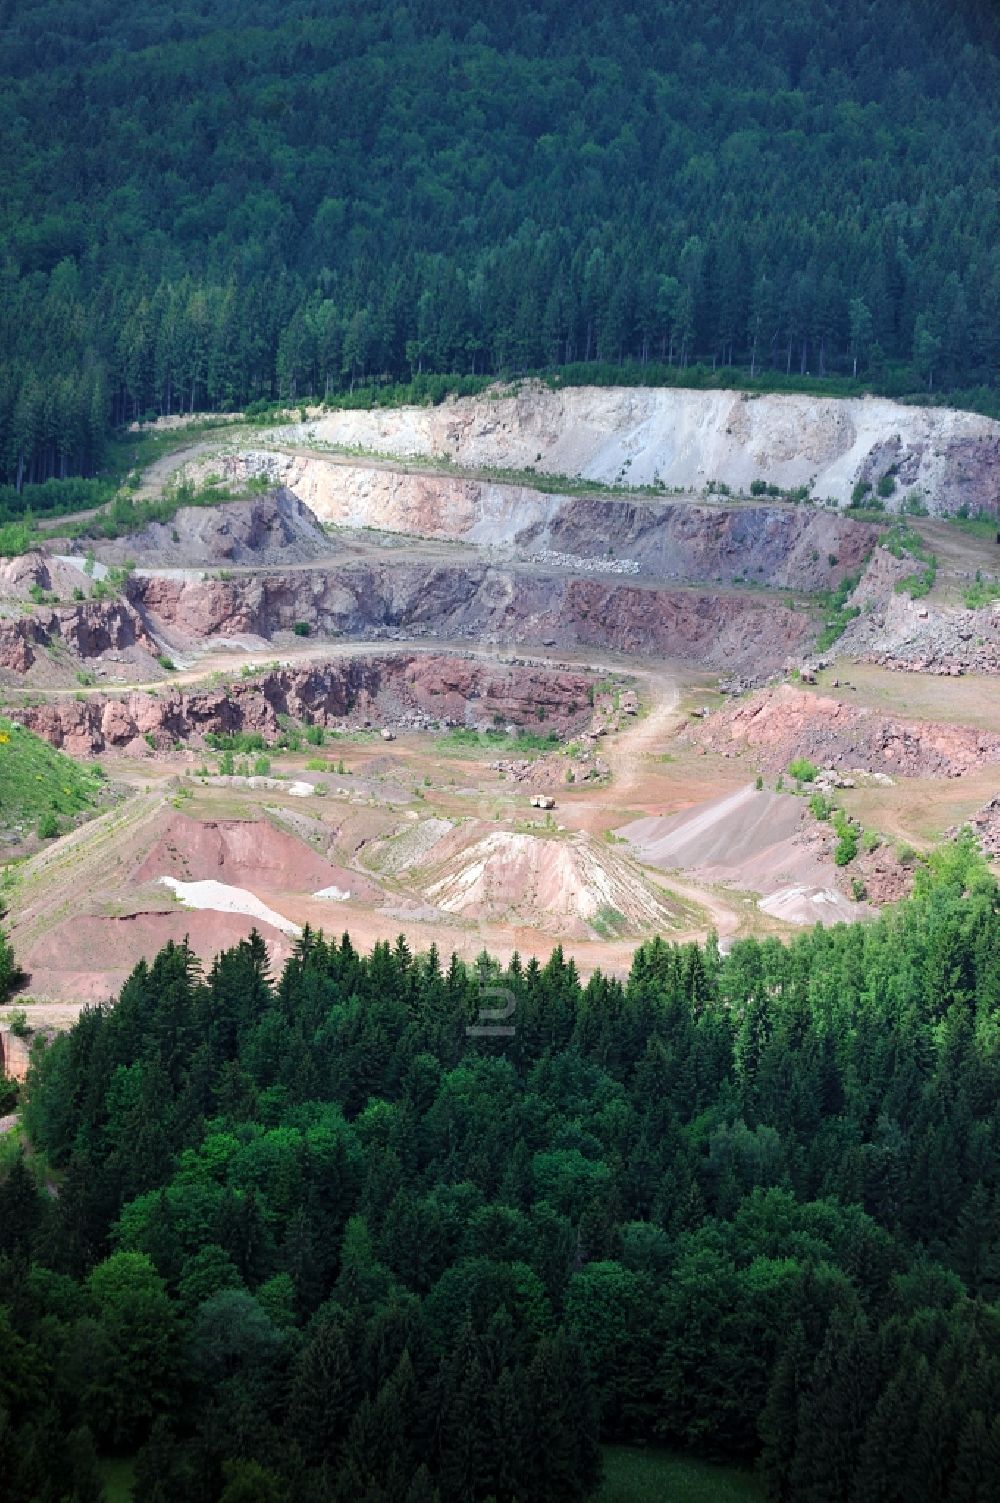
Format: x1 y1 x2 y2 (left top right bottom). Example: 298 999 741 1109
437 726 561 758
947 508 999 543
963 577 1000 609
590 904 629 939
814 571 862 651
205 730 268 753
598 1444 764 1503
0 719 105 829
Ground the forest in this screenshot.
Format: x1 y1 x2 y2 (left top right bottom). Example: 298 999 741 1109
3 0 1000 485
0 838 998 1500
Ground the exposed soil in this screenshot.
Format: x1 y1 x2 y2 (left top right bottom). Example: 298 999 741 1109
133 814 377 901
0 1029 31 1083
420 826 681 940
23 910 297 1004
618 784 911 923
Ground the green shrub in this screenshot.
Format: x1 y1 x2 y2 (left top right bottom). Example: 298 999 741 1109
835 828 858 865
964 578 1000 609
205 731 266 753
8 1007 30 1038
788 757 819 783
833 813 859 866
36 810 59 840
293 621 311 637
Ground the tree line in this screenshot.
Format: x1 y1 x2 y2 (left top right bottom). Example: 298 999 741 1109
3 1 1000 486
0 837 997 1499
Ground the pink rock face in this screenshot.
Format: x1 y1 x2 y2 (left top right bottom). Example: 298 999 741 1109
7 653 599 753
126 556 811 675
100 699 138 744
0 1029 31 1083
687 683 1000 778
0 621 39 672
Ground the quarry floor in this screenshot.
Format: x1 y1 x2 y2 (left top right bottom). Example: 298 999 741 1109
4 398 1000 1029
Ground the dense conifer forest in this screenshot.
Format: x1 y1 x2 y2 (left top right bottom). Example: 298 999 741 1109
1 841 998 1499
3 1 1000 487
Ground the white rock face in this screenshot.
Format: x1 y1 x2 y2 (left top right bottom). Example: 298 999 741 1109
270 383 999 514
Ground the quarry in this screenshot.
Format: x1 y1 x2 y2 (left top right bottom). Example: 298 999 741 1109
2 381 999 1028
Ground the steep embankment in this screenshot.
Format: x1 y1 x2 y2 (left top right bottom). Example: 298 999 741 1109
9 654 599 755
212 450 878 590
128 563 811 672
0 551 158 678
94 488 333 567
289 383 1000 514
686 683 1000 778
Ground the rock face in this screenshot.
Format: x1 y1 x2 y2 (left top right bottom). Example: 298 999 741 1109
285 383 1000 515
95 488 332 567
950 798 1000 858
0 1028 31 1083
0 598 156 674
212 456 877 589
8 654 599 754
130 561 810 672
515 496 878 590
840 582 1000 676
686 683 1000 778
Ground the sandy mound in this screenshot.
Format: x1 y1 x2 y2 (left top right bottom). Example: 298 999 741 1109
365 816 455 875
619 786 866 926
687 684 1000 779
422 828 678 938
133 814 375 899
622 788 804 881
758 885 860 924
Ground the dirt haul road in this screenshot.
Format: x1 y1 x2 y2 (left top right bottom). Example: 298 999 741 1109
596 668 744 941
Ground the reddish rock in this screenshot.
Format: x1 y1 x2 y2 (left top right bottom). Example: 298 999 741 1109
128 561 810 675
7 653 599 753
686 683 1000 778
